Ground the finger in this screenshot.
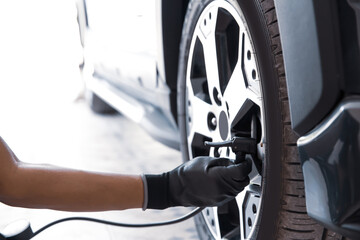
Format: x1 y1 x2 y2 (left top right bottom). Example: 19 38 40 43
232 176 250 192
206 157 232 168
221 158 252 181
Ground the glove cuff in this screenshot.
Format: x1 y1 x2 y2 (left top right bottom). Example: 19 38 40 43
144 173 170 209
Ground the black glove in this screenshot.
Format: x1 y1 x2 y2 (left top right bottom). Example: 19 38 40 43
144 156 251 209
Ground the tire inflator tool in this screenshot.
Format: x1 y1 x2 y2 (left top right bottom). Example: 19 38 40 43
205 136 261 174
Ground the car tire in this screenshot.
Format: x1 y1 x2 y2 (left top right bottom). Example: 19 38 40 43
177 0 347 239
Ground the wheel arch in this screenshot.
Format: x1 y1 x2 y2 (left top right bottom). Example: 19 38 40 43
274 0 343 136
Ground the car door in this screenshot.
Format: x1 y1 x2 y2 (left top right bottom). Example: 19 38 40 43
84 0 158 91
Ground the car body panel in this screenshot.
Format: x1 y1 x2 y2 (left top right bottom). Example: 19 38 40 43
275 0 360 237
339 0 360 94
298 97 360 239
80 0 184 149
275 0 342 136
84 0 158 89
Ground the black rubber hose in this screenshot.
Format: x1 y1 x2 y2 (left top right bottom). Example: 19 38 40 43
30 207 204 239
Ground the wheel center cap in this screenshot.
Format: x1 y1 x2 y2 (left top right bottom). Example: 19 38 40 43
219 111 228 140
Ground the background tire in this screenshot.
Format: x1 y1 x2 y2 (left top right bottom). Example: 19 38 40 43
177 0 349 239
87 91 116 114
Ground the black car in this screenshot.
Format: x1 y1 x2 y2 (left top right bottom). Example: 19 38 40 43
76 0 360 239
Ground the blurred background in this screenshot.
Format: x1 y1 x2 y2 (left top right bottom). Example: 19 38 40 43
0 1 197 239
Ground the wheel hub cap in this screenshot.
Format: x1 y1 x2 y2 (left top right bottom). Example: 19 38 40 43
219 111 228 140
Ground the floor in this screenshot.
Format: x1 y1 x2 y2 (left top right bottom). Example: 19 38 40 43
0 100 198 240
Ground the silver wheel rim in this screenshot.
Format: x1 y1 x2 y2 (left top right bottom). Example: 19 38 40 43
185 1 265 239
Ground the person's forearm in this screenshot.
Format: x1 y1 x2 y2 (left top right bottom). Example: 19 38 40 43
1 162 144 211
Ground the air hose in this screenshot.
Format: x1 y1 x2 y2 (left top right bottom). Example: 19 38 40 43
1 207 204 240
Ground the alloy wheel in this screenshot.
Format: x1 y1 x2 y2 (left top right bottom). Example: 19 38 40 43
184 1 265 239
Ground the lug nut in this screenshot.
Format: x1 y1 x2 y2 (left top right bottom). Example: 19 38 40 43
211 117 217 126
213 88 222 106
207 112 217 130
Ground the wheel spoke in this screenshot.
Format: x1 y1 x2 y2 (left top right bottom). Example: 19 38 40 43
236 189 247 240
204 38 220 99
202 207 222 239
223 29 262 125
187 96 215 146
241 30 262 106
223 63 248 123
236 184 261 240
198 24 222 102
247 89 262 108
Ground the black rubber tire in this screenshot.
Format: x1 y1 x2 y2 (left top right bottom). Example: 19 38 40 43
88 92 116 114
177 0 348 239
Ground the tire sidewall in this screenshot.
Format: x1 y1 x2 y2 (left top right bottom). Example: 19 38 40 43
235 0 283 239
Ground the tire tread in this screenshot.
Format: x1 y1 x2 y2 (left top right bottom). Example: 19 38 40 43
260 0 350 239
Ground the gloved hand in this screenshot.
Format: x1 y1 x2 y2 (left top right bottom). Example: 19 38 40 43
143 156 251 209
